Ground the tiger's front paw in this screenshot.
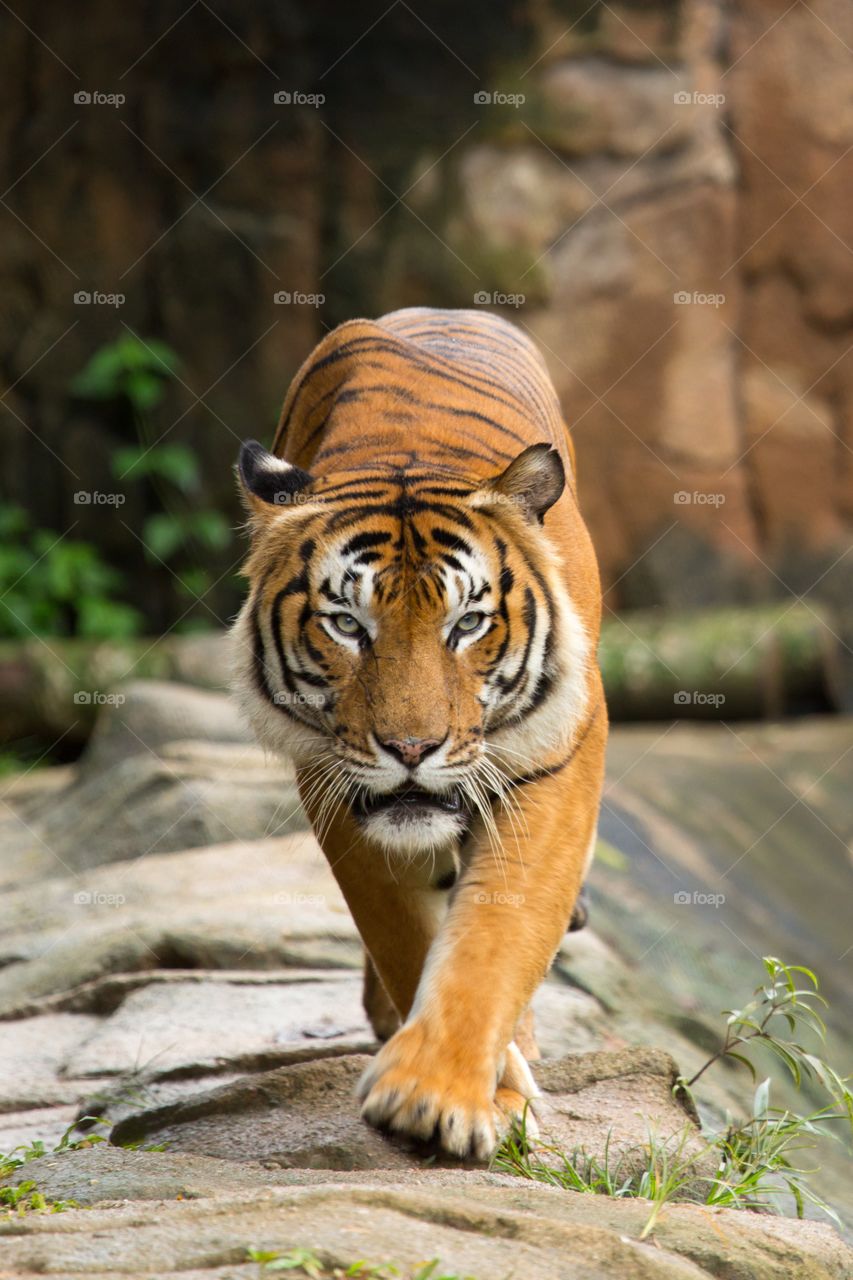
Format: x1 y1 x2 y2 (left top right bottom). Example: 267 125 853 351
357 1019 502 1160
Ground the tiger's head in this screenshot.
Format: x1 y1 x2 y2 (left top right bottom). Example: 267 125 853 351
230 441 591 855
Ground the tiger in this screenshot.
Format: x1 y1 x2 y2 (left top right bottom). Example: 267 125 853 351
230 306 607 1159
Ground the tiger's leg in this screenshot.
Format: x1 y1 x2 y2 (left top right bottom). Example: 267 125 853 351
513 1005 539 1059
358 701 607 1158
297 770 444 1032
299 773 534 1115
363 953 400 1042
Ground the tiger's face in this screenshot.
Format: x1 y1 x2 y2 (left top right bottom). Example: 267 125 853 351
232 442 590 855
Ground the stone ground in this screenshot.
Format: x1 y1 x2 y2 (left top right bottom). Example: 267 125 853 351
1 680 851 1278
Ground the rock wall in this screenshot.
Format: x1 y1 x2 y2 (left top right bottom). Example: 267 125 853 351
1 0 851 619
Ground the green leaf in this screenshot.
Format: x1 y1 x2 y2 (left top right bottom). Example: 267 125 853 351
0 504 30 539
112 442 199 491
725 1051 757 1080
187 509 231 551
753 1078 771 1119
142 513 186 562
70 336 180 409
126 369 167 411
76 597 142 640
148 444 199 491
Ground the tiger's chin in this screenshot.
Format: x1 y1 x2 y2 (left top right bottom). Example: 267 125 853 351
354 785 468 856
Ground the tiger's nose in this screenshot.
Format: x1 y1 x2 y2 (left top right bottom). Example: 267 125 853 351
378 735 443 767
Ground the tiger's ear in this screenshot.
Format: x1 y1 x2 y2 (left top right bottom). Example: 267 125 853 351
236 440 314 521
477 443 565 525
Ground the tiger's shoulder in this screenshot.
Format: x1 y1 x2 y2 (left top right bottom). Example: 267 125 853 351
272 307 572 479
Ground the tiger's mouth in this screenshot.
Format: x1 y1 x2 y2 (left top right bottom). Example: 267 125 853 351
354 785 465 821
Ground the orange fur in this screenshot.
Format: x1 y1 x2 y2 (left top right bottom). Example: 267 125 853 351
231 307 607 1158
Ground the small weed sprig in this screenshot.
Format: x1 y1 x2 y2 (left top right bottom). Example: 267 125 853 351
0 1117 106 1216
247 1249 480 1279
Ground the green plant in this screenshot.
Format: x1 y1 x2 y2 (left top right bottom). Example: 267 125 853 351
0 1180 78 1215
70 334 235 629
246 1249 478 1279
0 1117 106 1216
493 957 852 1235
702 1086 844 1220
0 503 142 640
70 334 180 409
494 1108 704 1243
112 441 230 574
680 957 850 1107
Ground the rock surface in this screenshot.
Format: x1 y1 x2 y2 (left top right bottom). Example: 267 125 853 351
103 1049 697 1176
1 683 851 1277
2 1164 850 1280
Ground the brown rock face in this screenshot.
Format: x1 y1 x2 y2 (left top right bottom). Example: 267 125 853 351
1 1 852 620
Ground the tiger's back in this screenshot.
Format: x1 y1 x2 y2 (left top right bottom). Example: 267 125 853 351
273 307 576 486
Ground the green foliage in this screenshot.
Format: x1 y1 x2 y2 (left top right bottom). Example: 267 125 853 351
246 1250 478 1279
495 1114 697 1203
494 956 853 1235
0 504 142 640
71 334 180 412
703 1086 844 1221
0 1180 78 1215
70 336 234 630
112 442 199 489
681 957 850 1108
0 1117 107 1217
141 507 230 563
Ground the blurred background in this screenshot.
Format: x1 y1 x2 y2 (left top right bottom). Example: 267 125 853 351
3 0 853 686
1 0 852 1230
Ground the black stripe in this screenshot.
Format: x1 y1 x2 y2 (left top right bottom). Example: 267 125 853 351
503 700 604 790
496 587 537 698
341 529 392 556
431 527 473 556
280 336 535 448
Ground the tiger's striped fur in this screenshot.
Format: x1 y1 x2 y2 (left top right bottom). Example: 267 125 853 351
231 307 607 1159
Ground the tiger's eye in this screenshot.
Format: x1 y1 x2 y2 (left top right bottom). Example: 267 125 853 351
332 613 361 636
456 611 483 633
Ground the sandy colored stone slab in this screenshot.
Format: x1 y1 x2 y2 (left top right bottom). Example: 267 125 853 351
2 1175 850 1280
63 976 372 1079
104 1050 699 1181
0 1014 101 1110
0 835 360 1016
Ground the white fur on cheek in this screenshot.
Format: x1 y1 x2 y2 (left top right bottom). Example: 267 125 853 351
228 600 328 766
487 574 591 771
